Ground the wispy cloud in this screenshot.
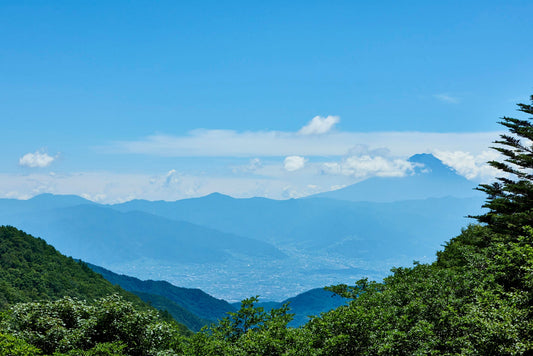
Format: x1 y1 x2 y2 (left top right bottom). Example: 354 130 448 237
298 115 340 135
433 93 460 104
232 158 263 174
19 150 57 168
108 129 499 158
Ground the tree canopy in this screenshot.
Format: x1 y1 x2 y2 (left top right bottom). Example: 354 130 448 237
473 95 533 235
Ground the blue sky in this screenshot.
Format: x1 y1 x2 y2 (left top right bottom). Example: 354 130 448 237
1 1 532 202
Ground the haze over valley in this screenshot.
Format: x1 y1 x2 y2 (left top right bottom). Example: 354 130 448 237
0 154 484 301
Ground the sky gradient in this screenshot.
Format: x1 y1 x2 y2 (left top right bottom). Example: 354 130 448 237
1 1 532 202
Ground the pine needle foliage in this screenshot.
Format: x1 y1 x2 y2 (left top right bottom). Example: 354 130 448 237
473 95 533 235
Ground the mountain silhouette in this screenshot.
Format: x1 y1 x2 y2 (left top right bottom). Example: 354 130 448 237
311 154 481 202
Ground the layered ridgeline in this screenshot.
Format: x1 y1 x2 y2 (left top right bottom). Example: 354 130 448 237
0 154 484 300
112 154 481 255
0 196 284 266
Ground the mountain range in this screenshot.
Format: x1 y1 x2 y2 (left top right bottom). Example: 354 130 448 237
0 196 284 266
0 154 485 300
312 154 480 202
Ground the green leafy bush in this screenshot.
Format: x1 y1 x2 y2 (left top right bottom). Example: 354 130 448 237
1 295 184 355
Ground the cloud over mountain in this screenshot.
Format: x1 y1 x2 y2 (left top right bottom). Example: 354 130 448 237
322 155 415 179
434 150 501 180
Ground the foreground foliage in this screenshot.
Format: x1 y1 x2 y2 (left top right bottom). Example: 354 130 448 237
0 294 184 355
0 225 161 313
3 222 531 355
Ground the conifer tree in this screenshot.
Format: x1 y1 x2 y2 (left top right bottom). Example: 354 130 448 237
473 95 533 235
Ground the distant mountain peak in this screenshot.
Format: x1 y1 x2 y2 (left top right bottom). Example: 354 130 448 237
200 192 233 200
309 153 478 202
408 153 456 177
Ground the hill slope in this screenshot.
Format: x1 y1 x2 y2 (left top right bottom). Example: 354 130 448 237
89 263 348 329
0 225 194 335
88 263 236 330
0 225 126 308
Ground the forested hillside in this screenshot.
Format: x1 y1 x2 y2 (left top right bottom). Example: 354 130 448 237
0 225 191 354
0 225 134 308
87 263 236 331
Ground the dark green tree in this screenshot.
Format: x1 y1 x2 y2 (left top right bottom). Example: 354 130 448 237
186 296 300 355
473 95 533 235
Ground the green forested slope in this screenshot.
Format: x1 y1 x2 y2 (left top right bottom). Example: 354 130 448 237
0 225 192 355
88 263 235 322
0 225 190 331
133 291 209 332
0 225 126 308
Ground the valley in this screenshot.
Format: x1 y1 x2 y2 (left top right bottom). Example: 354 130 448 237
0 154 483 301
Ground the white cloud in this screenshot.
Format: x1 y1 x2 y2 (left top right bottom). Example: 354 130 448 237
0 171 315 203
322 155 415 179
242 158 263 172
434 93 460 104
163 169 180 187
108 130 499 158
0 147 502 205
284 156 307 171
298 115 340 135
19 151 57 168
320 145 416 179
330 184 347 191
434 150 501 180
